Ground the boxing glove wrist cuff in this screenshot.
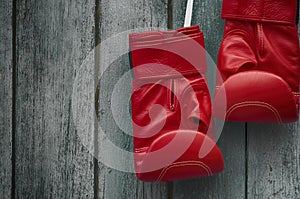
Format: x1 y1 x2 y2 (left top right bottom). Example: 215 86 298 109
129 26 207 80
221 0 298 25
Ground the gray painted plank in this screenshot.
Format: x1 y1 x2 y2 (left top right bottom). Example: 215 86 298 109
247 13 300 199
96 0 169 198
15 0 95 198
172 0 246 198
247 123 300 198
0 0 12 198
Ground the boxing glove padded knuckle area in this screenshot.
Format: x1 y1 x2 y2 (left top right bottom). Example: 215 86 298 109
135 130 224 182
214 71 298 123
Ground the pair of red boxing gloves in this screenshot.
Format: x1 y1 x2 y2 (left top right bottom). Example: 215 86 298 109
129 0 300 182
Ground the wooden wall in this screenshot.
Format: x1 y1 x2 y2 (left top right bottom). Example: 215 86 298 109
1 0 300 198
0 0 13 198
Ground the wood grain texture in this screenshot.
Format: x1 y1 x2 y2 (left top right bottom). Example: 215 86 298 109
246 14 300 199
15 0 95 198
96 0 169 198
0 0 12 198
247 123 300 199
172 0 246 198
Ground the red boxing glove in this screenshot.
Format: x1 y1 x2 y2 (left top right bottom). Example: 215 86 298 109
129 26 224 182
214 0 300 123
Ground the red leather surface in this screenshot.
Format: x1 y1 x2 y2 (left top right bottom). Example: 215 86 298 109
130 26 207 78
214 71 298 123
135 130 224 182
222 0 298 25
215 0 300 123
129 26 224 182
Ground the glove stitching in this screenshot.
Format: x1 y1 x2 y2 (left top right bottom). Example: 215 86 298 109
134 71 204 80
222 14 295 25
226 101 282 123
156 160 212 182
131 35 202 47
134 147 148 153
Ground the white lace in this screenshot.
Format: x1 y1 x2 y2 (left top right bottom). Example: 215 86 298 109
184 0 194 27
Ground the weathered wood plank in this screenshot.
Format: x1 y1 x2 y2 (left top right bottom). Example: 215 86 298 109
247 15 300 199
172 1 246 198
96 0 169 198
0 0 12 198
15 0 95 198
247 123 300 198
